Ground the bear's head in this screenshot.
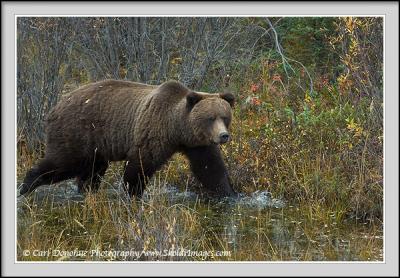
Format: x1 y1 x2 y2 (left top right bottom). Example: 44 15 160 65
186 91 235 146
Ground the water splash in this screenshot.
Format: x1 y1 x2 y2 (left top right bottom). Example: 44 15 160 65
143 184 198 203
145 185 285 210
17 180 85 206
213 190 285 210
236 190 285 209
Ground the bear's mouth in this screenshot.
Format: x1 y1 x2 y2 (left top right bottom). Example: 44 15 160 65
211 138 228 145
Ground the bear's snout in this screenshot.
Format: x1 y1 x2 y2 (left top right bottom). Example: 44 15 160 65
219 132 230 144
209 118 230 145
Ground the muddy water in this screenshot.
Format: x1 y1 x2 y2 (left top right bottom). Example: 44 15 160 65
17 182 383 261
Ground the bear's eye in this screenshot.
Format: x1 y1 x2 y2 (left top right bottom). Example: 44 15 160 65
207 116 216 122
222 116 230 125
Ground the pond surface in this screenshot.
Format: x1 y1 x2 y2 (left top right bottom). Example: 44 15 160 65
17 181 383 261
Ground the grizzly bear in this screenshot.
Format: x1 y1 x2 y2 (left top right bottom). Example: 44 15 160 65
19 79 237 198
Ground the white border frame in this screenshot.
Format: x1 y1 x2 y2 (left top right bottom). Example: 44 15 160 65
2 2 398 277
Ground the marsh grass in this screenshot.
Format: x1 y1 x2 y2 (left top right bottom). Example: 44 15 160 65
17 149 383 261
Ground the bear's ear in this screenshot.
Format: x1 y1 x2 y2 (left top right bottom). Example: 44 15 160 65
219 92 235 108
186 91 203 108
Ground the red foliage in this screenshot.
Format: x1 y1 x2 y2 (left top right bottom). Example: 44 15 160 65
250 83 259 93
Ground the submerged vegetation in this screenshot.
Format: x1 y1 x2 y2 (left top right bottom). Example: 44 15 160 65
17 17 383 261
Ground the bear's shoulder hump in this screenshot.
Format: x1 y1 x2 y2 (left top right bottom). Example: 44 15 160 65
157 80 189 95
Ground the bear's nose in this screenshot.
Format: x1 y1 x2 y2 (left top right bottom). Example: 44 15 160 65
219 132 230 143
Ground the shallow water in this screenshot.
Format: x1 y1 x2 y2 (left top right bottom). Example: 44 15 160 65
17 182 383 261
145 185 382 261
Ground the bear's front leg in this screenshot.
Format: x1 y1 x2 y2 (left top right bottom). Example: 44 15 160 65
123 160 155 199
183 145 238 198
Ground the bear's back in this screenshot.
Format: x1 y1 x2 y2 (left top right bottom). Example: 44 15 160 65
70 79 156 98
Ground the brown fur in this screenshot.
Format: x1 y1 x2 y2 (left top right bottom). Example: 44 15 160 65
20 79 237 198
